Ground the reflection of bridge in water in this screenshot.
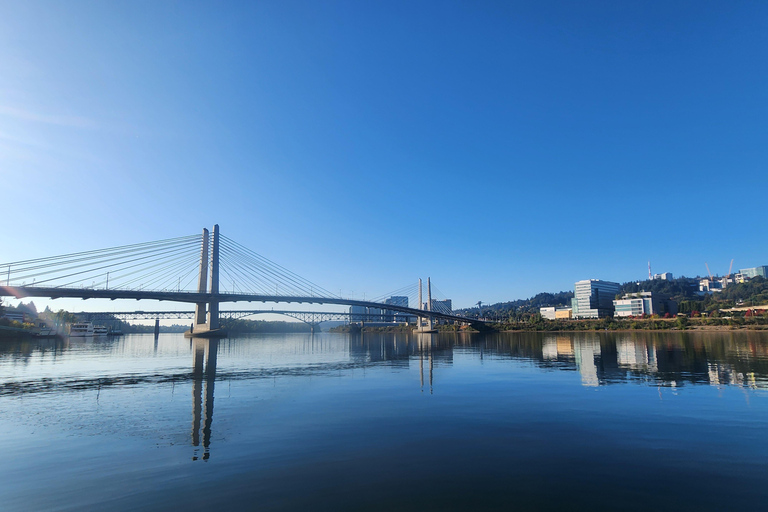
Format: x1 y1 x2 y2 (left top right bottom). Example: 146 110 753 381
186 331 768 459
3 332 767 461
191 338 217 461
187 333 444 459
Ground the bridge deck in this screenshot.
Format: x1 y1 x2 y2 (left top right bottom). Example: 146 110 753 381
1 286 482 324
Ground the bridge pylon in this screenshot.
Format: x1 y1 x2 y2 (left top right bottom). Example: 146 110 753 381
415 277 437 333
186 225 227 338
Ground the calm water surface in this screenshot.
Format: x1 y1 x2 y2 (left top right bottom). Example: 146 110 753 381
2 331 767 511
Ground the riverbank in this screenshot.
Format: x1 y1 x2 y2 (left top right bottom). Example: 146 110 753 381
494 316 768 332
331 316 768 334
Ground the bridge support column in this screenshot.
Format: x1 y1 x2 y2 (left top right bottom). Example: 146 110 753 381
193 228 209 328
415 277 437 333
186 225 226 338
207 224 221 332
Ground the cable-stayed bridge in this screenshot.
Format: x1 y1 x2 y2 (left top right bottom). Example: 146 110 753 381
1 225 481 335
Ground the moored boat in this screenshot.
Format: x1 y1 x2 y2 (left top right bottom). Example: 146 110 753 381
69 322 94 337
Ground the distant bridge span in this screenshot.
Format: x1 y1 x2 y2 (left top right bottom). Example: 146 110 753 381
75 309 418 328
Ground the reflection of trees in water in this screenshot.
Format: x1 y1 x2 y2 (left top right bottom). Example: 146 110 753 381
5 332 768 398
0 337 78 367
475 331 768 388
347 331 768 388
3 332 767 462
346 331 768 388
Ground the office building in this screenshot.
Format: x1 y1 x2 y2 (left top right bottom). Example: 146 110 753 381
383 296 409 322
613 292 677 317
384 296 408 308
740 266 768 279
540 306 573 320
572 279 620 319
428 299 452 315
350 306 367 322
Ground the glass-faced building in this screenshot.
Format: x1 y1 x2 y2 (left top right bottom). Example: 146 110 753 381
612 291 676 317
740 266 768 279
572 279 621 319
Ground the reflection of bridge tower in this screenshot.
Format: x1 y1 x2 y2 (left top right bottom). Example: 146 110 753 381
417 333 434 393
191 338 218 460
187 225 226 338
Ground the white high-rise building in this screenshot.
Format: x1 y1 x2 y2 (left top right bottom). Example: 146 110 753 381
572 279 620 319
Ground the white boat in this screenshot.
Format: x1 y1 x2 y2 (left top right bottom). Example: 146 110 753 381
93 325 109 336
69 322 94 337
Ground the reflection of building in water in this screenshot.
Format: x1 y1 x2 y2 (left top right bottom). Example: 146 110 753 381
707 362 758 388
542 338 558 360
348 333 412 366
573 339 600 386
556 336 574 356
347 332 455 392
191 338 217 461
541 336 574 360
348 332 454 368
486 332 768 388
616 337 657 372
351 331 768 390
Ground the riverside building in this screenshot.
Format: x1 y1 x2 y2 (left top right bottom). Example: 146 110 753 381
613 292 677 317
540 306 573 320
572 279 620 319
740 266 768 279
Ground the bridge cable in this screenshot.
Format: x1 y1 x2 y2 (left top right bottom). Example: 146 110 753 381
219 237 336 297
219 238 323 296
220 236 338 298
5 237 201 286
0 234 201 268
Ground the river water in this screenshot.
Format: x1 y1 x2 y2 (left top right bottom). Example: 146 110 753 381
1 331 767 511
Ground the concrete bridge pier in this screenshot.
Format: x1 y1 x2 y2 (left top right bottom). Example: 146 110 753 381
186 225 227 338
415 277 437 333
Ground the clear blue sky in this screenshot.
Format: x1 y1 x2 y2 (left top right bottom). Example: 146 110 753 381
1 0 767 312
